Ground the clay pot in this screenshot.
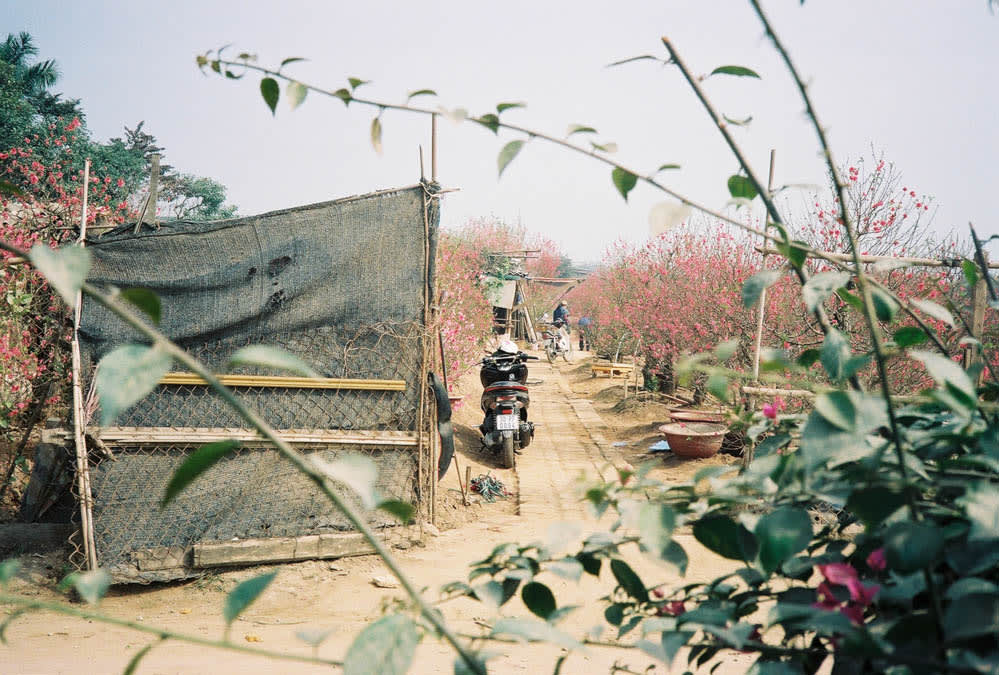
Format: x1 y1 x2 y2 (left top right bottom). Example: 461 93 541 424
658 422 727 459
669 408 726 424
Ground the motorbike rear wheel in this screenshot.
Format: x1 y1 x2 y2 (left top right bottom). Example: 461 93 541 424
545 342 556 363
500 433 516 469
563 340 573 362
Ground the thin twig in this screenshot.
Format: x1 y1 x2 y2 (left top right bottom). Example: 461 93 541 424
0 594 343 667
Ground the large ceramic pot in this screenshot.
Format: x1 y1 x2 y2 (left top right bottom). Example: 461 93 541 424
658 422 727 459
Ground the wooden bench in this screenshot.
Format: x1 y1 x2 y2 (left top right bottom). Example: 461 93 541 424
591 362 635 378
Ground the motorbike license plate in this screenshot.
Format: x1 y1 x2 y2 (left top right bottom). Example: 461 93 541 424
496 414 519 431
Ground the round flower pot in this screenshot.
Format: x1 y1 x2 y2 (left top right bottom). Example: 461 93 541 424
669 408 726 424
658 422 727 459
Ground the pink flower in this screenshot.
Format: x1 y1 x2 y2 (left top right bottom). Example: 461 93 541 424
840 603 865 626
866 548 886 572
657 601 685 617
817 562 858 586
812 582 840 611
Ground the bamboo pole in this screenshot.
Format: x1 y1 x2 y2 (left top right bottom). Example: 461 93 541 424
431 114 438 182
756 247 999 269
71 158 98 571
157 372 406 390
752 150 777 381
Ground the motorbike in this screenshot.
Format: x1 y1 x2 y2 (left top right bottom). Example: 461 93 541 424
542 318 573 363
478 344 538 469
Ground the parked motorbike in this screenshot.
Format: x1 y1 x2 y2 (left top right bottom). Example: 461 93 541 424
542 318 573 363
478 342 538 469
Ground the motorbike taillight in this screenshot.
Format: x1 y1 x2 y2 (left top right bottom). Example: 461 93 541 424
496 395 517 403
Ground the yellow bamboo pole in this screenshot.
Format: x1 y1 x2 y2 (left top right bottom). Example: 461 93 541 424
158 372 406 391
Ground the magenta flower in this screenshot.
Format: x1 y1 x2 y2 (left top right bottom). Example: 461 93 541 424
866 548 887 572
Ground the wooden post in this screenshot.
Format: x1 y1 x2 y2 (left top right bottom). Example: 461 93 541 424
752 150 777 382
968 254 988 385
71 158 98 571
431 114 438 182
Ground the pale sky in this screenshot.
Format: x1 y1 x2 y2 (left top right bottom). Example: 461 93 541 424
3 1 997 261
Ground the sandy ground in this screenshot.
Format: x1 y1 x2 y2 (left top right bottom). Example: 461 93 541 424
2 352 756 675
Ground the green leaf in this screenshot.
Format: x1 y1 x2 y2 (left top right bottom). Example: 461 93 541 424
473 113 499 134
0 559 20 587
797 348 821 368
491 617 582 651
521 582 557 620
820 328 851 381
660 540 689 575
348 77 370 91
67 568 112 605
962 258 980 288
119 288 161 325
0 180 25 196
332 88 352 105
957 482 999 542
590 141 618 153
871 287 899 322
611 168 639 202
883 521 943 573
406 88 437 101
707 374 729 402
370 117 383 154
799 393 887 469
162 440 240 506
661 631 694 667
224 572 277 625
577 552 601 577
910 350 976 407
727 175 759 201
280 57 307 67
122 641 158 675
377 499 415 525
742 269 782 308
714 339 739 361
295 627 335 647
638 503 676 558
497 140 525 178
228 345 320 377
566 124 597 137
693 516 756 562
754 434 791 458
911 298 955 328
944 594 999 642
814 391 857 431
837 287 863 310
845 486 907 528
28 243 91 306
260 77 279 115
611 559 648 603
314 453 380 509
802 271 851 313
656 163 682 173
893 326 928 347
343 614 419 675
496 102 525 114
778 240 809 270
453 653 490 675
547 558 584 583
710 65 761 79
286 81 307 110
723 114 753 126
755 507 812 575
96 344 173 425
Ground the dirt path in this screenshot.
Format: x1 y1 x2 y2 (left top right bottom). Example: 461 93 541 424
2 356 755 674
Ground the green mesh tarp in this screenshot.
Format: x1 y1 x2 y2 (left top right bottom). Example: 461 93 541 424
73 185 438 582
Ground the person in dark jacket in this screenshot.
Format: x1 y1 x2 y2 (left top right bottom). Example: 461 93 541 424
578 316 592 351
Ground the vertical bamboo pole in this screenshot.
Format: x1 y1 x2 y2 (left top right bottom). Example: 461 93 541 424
751 150 777 381
71 158 98 570
969 255 988 386
431 114 438 183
